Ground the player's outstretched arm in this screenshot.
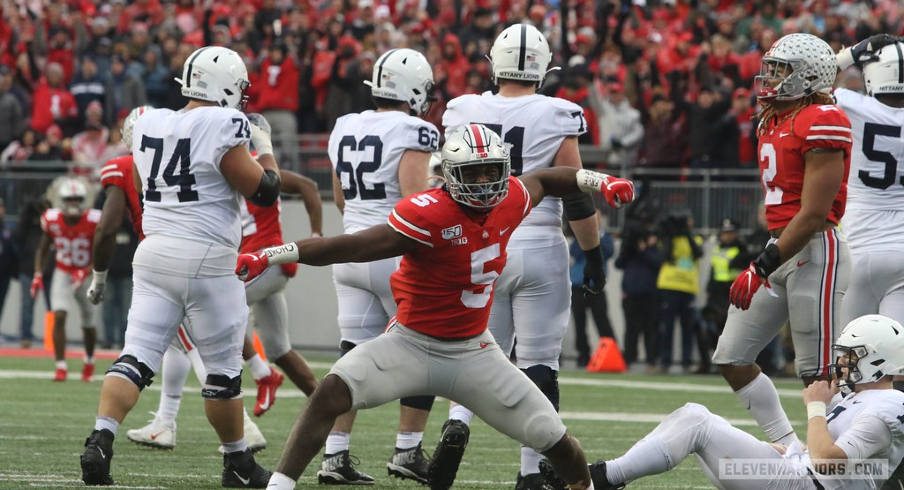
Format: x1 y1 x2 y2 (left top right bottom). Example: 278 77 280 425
88 186 127 304
519 167 635 209
279 169 323 237
236 224 417 282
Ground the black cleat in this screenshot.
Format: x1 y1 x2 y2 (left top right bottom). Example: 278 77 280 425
516 472 559 490
387 443 429 484
538 459 624 490
222 448 271 488
427 420 470 490
882 457 904 490
317 450 375 485
80 429 115 486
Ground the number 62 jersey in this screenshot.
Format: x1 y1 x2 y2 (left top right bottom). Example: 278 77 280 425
835 88 904 255
328 110 439 234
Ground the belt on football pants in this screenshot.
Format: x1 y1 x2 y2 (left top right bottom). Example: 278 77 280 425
806 469 826 490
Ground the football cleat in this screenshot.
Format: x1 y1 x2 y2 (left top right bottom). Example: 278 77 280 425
317 450 375 485
126 415 176 450
387 443 429 484
427 420 470 490
222 448 271 488
80 429 115 486
53 368 67 382
516 472 560 490
82 363 95 382
218 410 266 454
539 459 624 490
253 368 284 417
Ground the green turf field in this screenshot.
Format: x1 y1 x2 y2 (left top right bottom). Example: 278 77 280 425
0 355 810 489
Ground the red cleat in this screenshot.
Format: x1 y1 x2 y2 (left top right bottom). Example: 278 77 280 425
82 363 95 382
53 368 67 382
253 369 284 417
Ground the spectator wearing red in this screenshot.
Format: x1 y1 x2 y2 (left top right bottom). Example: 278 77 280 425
436 33 469 100
730 88 756 168
255 43 300 166
116 0 165 34
71 101 109 167
42 26 76 85
31 63 78 134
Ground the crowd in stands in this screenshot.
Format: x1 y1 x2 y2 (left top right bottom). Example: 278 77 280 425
1 0 901 174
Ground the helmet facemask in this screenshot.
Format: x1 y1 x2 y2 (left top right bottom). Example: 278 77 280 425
443 158 510 210
62 197 84 218
829 345 870 395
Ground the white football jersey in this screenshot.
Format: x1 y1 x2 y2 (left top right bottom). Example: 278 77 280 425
812 389 904 490
835 89 904 254
132 106 250 249
329 110 439 233
443 92 586 245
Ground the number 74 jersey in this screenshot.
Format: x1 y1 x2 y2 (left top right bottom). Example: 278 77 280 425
328 110 440 234
758 103 851 230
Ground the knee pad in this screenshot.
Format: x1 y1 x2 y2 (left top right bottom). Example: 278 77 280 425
339 340 357 357
400 395 435 411
105 355 155 391
522 365 559 411
202 372 243 400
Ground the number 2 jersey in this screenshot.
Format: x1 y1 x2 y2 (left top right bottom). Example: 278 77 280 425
132 106 250 250
834 88 904 255
387 176 532 339
328 110 439 234
758 103 851 230
40 208 101 275
443 92 585 246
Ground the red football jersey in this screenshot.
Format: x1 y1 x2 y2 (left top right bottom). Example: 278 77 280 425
100 155 144 239
758 104 852 230
41 208 101 274
388 176 532 339
241 198 298 278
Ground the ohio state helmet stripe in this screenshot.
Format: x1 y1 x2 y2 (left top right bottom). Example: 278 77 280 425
184 47 210 88
518 24 527 71
469 124 486 152
376 49 398 88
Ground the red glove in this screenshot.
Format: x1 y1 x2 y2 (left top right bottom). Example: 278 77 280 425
30 273 44 298
71 269 87 290
600 175 636 209
729 264 765 310
235 251 269 282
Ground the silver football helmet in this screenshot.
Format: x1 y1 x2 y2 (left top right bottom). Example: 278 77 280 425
441 124 511 209
58 178 87 218
364 48 435 116
755 33 837 102
863 42 904 96
830 314 904 395
489 23 553 88
175 46 250 111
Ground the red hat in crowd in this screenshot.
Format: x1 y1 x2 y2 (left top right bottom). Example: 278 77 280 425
733 88 750 99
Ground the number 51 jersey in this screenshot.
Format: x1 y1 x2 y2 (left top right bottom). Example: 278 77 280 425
328 110 439 234
132 106 252 249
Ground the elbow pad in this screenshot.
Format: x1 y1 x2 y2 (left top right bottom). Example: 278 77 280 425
562 192 596 221
250 170 281 207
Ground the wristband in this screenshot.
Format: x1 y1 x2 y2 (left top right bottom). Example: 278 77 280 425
92 269 108 285
262 243 300 265
752 243 781 278
807 401 827 420
575 169 610 194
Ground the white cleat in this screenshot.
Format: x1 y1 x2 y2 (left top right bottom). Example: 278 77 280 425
126 414 176 450
219 409 267 453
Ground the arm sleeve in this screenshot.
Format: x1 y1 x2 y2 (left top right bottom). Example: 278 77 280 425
798 105 853 155
387 198 437 249
100 159 127 191
833 415 894 460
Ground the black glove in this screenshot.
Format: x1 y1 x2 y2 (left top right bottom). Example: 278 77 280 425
582 245 607 296
850 34 901 67
751 243 781 279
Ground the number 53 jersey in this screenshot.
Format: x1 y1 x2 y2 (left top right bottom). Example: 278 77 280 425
328 111 440 234
132 106 251 250
757 103 851 230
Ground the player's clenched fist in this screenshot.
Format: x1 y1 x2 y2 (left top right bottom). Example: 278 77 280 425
575 169 635 209
235 250 269 282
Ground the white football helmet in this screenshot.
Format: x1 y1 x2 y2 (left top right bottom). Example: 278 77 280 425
364 48 434 116
441 124 511 209
489 24 553 87
121 105 153 148
831 314 904 395
755 33 837 102
175 46 250 111
59 178 87 218
863 42 904 96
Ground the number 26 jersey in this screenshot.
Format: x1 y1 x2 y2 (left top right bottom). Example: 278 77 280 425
757 103 851 230
328 110 439 234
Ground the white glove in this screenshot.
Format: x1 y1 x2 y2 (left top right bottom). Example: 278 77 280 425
246 113 271 136
249 123 274 157
87 269 107 305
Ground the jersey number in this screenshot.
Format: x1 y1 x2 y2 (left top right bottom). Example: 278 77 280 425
140 135 199 203
858 122 904 190
476 123 525 175
336 135 386 200
760 143 784 205
460 244 501 309
418 127 439 150
55 237 91 268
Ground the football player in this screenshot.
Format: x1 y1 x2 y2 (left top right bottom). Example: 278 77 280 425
33 177 101 382
542 315 904 490
437 23 609 489
236 124 635 490
317 48 438 485
713 33 852 447
80 46 277 488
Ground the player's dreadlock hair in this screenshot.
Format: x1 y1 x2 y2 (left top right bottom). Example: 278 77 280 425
756 92 836 137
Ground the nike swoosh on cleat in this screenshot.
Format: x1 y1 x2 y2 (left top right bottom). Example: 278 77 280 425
258 391 270 411
150 430 167 441
233 471 251 485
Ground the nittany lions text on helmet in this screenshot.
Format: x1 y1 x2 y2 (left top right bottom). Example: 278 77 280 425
364 48 435 116
175 46 251 111
489 24 553 88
